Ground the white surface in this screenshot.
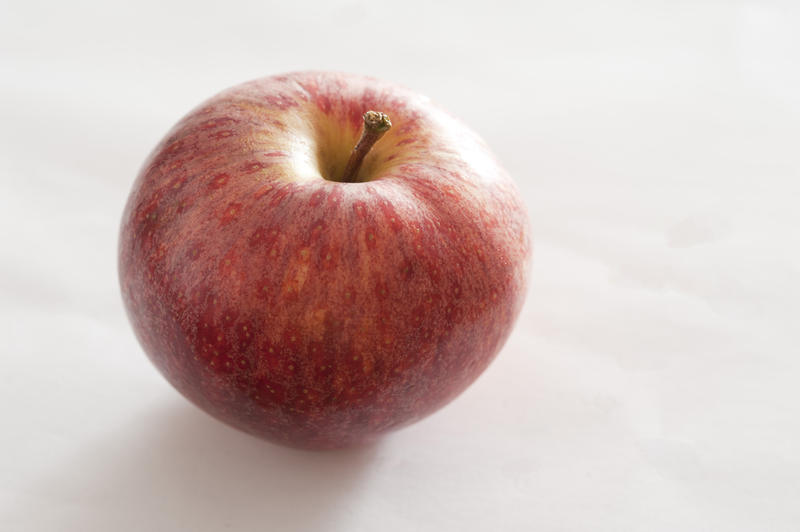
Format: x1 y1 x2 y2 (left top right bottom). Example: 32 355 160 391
2 1 799 530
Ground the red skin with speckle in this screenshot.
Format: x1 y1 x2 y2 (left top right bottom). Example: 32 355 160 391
119 71 531 449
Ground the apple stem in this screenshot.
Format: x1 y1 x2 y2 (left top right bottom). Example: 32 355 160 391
340 111 392 183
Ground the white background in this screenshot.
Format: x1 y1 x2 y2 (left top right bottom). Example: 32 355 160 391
2 1 799 530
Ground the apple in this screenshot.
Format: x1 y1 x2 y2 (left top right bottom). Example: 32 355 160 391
119 71 531 449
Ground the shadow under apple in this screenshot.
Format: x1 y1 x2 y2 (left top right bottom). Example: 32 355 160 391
5 400 379 531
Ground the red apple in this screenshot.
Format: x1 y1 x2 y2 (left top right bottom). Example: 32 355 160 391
119 71 531 449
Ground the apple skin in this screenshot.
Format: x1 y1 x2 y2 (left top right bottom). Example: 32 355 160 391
119 71 531 449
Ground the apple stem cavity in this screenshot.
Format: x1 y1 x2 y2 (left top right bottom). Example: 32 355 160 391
340 111 392 183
